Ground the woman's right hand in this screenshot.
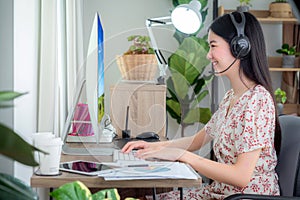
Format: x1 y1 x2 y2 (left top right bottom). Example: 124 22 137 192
121 140 154 153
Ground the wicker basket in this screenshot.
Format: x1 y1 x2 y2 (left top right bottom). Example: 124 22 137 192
269 2 293 18
116 54 158 81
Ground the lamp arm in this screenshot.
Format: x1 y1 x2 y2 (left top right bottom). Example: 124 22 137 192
146 17 171 84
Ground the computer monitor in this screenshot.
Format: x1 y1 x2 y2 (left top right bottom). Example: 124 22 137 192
61 12 111 155
86 12 105 142
288 0 300 23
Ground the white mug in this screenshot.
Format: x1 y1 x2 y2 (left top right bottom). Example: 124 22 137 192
37 138 63 175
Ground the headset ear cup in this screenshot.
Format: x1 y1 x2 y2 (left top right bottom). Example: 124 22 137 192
230 35 251 58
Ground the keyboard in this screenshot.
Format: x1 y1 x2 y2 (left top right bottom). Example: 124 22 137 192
113 149 145 162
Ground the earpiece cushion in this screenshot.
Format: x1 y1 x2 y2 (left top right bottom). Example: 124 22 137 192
230 35 251 58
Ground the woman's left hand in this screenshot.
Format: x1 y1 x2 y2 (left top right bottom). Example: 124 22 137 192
135 146 187 161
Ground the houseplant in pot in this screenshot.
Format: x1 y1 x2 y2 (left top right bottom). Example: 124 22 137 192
276 43 300 68
269 0 293 18
116 35 157 81
237 0 251 12
274 88 287 115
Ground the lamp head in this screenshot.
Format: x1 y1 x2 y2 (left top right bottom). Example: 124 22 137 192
171 0 202 34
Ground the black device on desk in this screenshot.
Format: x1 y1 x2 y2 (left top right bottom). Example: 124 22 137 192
122 106 131 138
116 105 160 148
136 131 160 140
114 132 160 149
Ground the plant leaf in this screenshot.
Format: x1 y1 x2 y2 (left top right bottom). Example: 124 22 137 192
183 107 212 124
93 188 120 200
0 123 47 166
50 181 92 200
166 98 181 118
171 71 189 100
0 173 38 200
0 91 27 102
191 90 209 108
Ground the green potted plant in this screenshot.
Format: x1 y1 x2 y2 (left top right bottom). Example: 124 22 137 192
237 0 251 12
276 43 300 68
274 88 287 115
116 35 157 81
269 0 293 18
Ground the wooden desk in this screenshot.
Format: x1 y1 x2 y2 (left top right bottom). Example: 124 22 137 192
31 143 202 199
31 154 201 188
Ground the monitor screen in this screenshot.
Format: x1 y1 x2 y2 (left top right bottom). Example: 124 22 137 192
288 0 300 23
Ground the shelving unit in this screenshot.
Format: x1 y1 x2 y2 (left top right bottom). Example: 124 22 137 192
218 6 298 23
219 6 300 115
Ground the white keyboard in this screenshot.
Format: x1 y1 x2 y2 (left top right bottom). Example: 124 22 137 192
113 149 145 162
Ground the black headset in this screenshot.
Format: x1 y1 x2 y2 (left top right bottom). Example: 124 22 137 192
229 12 251 59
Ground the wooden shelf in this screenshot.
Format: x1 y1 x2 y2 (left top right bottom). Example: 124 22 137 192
269 68 300 72
268 56 300 71
283 104 300 115
218 6 297 23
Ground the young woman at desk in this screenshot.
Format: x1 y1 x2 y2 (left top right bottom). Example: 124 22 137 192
122 11 281 199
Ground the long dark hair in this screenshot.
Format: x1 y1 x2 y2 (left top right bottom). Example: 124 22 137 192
209 11 281 155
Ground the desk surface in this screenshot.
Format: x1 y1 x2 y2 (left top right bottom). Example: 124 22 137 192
31 143 202 189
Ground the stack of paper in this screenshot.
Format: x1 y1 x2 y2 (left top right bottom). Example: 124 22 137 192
98 162 200 181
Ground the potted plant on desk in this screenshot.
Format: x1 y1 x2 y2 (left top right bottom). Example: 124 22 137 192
116 35 158 81
276 43 300 68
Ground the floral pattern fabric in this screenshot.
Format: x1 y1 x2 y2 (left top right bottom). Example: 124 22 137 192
147 85 280 200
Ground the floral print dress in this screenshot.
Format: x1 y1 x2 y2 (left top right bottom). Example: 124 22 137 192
201 84 280 199
147 85 280 200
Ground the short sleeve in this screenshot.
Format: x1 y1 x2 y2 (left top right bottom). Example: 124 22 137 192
234 91 275 154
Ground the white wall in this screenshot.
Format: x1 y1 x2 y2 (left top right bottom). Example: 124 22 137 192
0 0 14 176
13 0 39 183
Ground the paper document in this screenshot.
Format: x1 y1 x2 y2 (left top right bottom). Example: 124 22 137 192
98 162 200 181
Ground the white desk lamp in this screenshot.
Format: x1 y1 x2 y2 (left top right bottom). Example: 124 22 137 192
146 0 202 84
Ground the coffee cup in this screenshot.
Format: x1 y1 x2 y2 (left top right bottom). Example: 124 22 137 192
37 137 63 175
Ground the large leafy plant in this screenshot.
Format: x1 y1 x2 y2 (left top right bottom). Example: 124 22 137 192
50 181 137 200
0 91 46 166
166 0 212 137
0 91 46 200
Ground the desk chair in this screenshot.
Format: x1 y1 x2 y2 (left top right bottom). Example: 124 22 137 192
224 115 300 200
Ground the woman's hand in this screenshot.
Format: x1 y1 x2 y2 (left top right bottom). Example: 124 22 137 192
135 146 187 162
121 140 153 153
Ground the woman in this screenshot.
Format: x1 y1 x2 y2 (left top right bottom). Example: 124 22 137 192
122 11 281 199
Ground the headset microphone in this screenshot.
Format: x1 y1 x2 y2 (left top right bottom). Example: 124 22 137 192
209 47 243 75
209 58 238 75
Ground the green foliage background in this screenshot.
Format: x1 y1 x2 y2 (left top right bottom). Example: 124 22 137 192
166 0 212 137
